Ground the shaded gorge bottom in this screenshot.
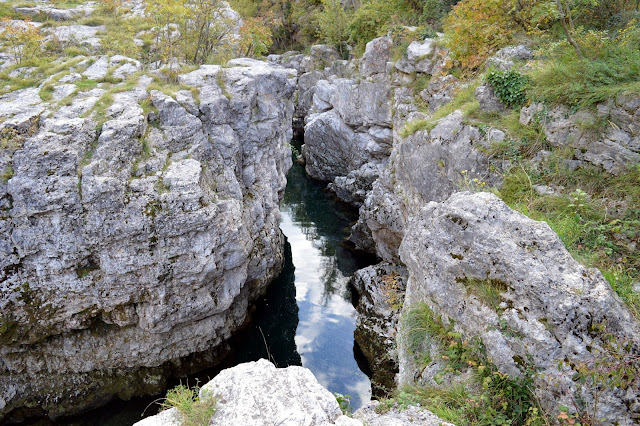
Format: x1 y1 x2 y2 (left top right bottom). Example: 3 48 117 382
26 158 378 425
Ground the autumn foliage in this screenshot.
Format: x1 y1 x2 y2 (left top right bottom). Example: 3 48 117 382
0 18 43 64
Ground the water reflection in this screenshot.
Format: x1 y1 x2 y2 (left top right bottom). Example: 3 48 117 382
280 161 377 410
30 159 376 425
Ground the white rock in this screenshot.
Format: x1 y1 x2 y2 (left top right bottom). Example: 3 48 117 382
406 39 434 62
135 360 350 426
82 56 109 80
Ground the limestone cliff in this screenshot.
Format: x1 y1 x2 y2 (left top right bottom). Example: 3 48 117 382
289 35 640 422
0 59 295 420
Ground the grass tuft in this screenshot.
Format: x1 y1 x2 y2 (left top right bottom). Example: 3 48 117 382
159 382 217 426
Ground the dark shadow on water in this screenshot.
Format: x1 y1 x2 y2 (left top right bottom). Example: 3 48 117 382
26 149 378 424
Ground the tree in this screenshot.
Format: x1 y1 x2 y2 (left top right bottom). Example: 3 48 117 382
0 18 44 65
237 14 275 57
317 0 349 56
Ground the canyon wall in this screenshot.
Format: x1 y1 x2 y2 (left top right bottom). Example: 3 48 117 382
0 59 295 420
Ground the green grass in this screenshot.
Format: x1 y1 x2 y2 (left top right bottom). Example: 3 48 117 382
497 160 640 318
39 83 56 101
75 78 99 91
159 382 216 426
394 303 543 425
530 43 640 108
400 79 481 136
455 277 508 310
402 303 442 362
412 73 432 94
0 2 29 18
0 56 85 96
1 164 13 182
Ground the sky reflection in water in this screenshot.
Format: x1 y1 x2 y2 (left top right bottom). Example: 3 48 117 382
279 162 375 410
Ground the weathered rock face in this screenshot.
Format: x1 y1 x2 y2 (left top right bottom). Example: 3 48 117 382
475 84 506 113
0 59 296 420
486 44 533 71
135 359 451 426
300 37 448 207
353 401 454 426
397 191 640 422
268 45 352 137
134 359 360 426
14 3 94 21
521 95 640 175
351 262 406 396
300 37 394 206
352 111 501 261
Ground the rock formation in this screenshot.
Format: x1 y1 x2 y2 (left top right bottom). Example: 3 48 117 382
351 263 406 396
287 35 640 422
135 359 449 426
521 96 640 175
398 192 640 422
0 59 296 420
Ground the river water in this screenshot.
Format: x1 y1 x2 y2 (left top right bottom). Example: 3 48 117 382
221 158 377 410
38 156 376 425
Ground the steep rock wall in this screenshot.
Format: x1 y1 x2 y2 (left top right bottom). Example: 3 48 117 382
0 59 295 420
398 192 640 422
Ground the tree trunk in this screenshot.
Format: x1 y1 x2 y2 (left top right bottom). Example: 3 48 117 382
555 0 583 58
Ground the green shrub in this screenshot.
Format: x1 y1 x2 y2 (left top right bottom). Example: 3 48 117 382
417 25 438 39
347 0 395 48
334 393 352 414
486 69 528 108
396 303 542 425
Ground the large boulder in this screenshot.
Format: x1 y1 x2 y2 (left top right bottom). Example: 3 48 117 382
0 60 296 420
395 39 436 75
352 263 407 395
134 359 360 426
302 74 393 202
269 45 352 137
353 111 501 261
360 36 392 77
135 359 453 426
398 191 640 422
486 45 533 71
475 84 506 113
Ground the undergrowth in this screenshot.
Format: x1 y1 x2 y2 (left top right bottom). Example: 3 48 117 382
400 78 481 136
498 162 640 318
393 303 543 425
530 37 640 108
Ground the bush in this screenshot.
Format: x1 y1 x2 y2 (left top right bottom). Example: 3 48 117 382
443 0 515 71
237 14 275 58
486 69 528 108
443 0 554 72
417 25 438 40
317 0 349 55
0 18 44 64
347 0 395 48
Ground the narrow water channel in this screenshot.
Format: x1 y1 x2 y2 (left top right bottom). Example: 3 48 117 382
31 152 376 425
278 159 376 409
222 157 377 410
